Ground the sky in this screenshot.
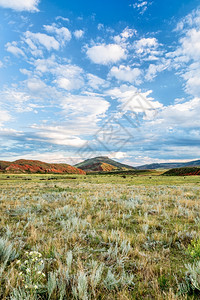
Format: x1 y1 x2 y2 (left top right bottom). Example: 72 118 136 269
0 0 200 166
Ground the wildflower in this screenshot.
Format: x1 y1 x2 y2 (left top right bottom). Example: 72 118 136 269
42 273 45 277
19 272 23 276
37 271 42 275
25 285 28 289
26 268 31 273
16 260 21 265
34 285 38 289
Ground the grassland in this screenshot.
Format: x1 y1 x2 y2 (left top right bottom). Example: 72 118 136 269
0 173 200 299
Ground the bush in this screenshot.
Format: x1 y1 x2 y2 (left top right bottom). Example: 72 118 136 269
188 239 200 260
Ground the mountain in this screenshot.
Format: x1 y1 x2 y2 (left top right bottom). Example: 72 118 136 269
74 156 135 172
163 167 200 176
0 159 86 174
136 160 200 170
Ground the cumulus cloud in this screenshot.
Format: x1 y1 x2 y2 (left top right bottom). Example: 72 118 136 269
0 0 40 12
113 27 137 44
0 109 11 126
6 42 25 57
31 125 86 147
30 56 84 91
86 44 126 65
26 78 47 92
55 16 70 22
131 1 151 15
109 65 142 84
134 37 158 54
0 89 33 113
145 60 170 81
0 61 3 68
168 8 200 97
61 95 110 120
74 30 84 39
24 31 60 51
106 85 163 115
158 97 200 128
53 64 84 90
44 24 71 45
87 74 108 90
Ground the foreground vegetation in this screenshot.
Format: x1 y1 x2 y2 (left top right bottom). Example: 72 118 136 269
0 174 200 299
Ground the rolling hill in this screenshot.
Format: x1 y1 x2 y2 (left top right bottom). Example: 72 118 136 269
0 159 86 174
136 159 200 170
163 167 200 176
74 156 135 172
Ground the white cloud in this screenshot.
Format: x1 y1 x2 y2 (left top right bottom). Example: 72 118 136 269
178 29 200 61
55 76 84 91
31 125 86 147
32 56 85 91
53 65 84 91
44 24 71 45
87 74 108 90
97 23 104 30
26 78 47 92
86 44 126 65
113 27 137 44
182 62 200 97
55 16 70 22
0 89 32 113
145 60 169 81
0 0 39 12
106 85 163 114
131 1 151 15
175 8 200 32
109 65 142 84
108 151 129 159
74 30 84 39
168 8 200 97
61 95 110 120
135 37 158 54
0 61 3 68
152 97 200 129
6 42 25 57
0 109 11 126
24 31 60 51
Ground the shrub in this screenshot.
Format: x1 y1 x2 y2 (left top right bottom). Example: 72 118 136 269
188 239 200 260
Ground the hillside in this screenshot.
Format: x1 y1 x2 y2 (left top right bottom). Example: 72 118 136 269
136 159 200 170
74 156 135 172
0 159 86 174
163 167 200 176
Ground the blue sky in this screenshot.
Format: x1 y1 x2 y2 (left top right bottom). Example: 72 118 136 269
0 0 200 166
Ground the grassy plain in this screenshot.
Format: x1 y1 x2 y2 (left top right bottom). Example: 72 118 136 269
0 173 200 299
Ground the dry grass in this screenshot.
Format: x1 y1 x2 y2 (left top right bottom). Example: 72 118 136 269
0 174 200 299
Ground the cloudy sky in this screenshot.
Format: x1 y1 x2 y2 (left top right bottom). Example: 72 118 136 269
0 0 200 166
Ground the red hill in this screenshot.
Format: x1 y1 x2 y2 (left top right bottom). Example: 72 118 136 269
0 159 85 174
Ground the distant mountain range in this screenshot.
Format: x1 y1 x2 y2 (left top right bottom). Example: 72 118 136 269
0 159 85 174
74 156 135 172
75 157 200 172
135 159 200 170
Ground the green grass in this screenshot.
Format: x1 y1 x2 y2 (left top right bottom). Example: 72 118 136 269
0 173 200 299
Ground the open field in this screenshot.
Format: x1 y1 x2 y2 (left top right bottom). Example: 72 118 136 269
1 174 200 299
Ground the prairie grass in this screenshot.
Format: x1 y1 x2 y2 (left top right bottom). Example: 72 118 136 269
0 174 200 299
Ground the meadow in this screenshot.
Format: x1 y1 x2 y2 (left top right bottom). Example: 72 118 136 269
0 173 200 299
